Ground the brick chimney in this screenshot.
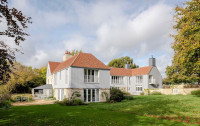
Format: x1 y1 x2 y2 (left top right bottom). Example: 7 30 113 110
63 51 72 61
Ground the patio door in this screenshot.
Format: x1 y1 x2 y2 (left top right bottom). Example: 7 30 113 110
84 89 99 102
58 89 64 101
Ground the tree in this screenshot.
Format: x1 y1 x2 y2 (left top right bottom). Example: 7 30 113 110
166 0 200 84
0 0 31 85
107 56 138 69
71 49 82 56
6 62 47 93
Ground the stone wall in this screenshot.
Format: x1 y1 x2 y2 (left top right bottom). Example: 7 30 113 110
100 88 110 102
144 85 200 95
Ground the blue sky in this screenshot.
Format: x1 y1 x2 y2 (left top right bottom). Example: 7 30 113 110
6 0 186 77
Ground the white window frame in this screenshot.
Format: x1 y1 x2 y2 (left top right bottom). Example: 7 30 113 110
65 69 68 84
60 71 61 80
136 76 143 83
136 85 142 92
111 76 123 84
84 69 99 83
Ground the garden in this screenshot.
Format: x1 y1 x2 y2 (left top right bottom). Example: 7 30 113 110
0 94 200 126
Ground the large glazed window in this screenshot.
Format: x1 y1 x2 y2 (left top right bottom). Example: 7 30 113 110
84 69 99 83
84 89 99 102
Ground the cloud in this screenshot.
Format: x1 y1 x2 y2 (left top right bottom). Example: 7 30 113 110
7 0 178 77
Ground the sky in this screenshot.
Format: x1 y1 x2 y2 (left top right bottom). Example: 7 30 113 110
2 0 187 77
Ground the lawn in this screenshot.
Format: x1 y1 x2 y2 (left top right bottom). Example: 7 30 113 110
0 95 200 126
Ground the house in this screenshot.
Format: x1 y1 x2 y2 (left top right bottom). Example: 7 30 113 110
46 52 110 102
110 57 162 95
33 51 162 101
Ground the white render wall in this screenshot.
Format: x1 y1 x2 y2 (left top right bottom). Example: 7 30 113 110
54 67 70 89
70 67 110 89
53 67 110 89
148 67 162 88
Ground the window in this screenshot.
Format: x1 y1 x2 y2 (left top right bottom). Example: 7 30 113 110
60 71 61 80
84 69 99 83
149 75 154 83
136 86 142 91
55 73 57 85
84 89 99 102
65 69 68 84
136 76 143 83
111 76 123 84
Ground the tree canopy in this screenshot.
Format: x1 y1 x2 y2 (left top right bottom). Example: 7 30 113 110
71 49 82 56
0 0 31 85
107 56 138 69
7 62 47 93
165 0 200 84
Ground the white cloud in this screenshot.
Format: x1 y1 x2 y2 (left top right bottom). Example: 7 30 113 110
7 0 178 77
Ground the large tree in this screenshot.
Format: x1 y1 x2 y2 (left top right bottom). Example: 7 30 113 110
0 0 31 85
107 56 138 69
165 0 200 84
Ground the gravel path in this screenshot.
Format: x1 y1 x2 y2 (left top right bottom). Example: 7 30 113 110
12 100 56 106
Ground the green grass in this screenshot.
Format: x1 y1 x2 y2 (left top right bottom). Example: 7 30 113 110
0 95 200 126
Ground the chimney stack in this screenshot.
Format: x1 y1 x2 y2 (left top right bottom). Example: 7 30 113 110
149 56 156 67
125 61 130 69
63 51 72 61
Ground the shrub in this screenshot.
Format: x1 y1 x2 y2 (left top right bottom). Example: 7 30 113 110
56 98 85 106
191 90 200 96
151 91 162 95
124 95 134 100
110 88 124 102
140 92 144 95
0 100 11 109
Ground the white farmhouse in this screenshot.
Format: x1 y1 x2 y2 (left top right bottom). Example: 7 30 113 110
33 51 162 101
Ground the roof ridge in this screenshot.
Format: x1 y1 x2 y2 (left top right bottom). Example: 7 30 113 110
70 53 81 66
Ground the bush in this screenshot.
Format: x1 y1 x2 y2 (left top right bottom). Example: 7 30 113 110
56 98 85 106
191 90 200 96
110 88 124 102
124 95 134 100
151 91 162 95
0 100 11 109
140 92 144 95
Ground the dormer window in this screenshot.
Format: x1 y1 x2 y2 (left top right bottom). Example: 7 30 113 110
84 69 99 83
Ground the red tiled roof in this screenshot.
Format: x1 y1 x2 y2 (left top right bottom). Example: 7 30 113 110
131 66 153 76
71 53 109 69
48 61 60 73
110 66 153 76
110 67 132 76
49 53 109 73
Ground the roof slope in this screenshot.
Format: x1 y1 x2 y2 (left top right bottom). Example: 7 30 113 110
48 61 60 73
50 53 109 73
110 66 153 76
131 66 153 76
71 53 109 69
33 84 52 89
110 67 132 76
